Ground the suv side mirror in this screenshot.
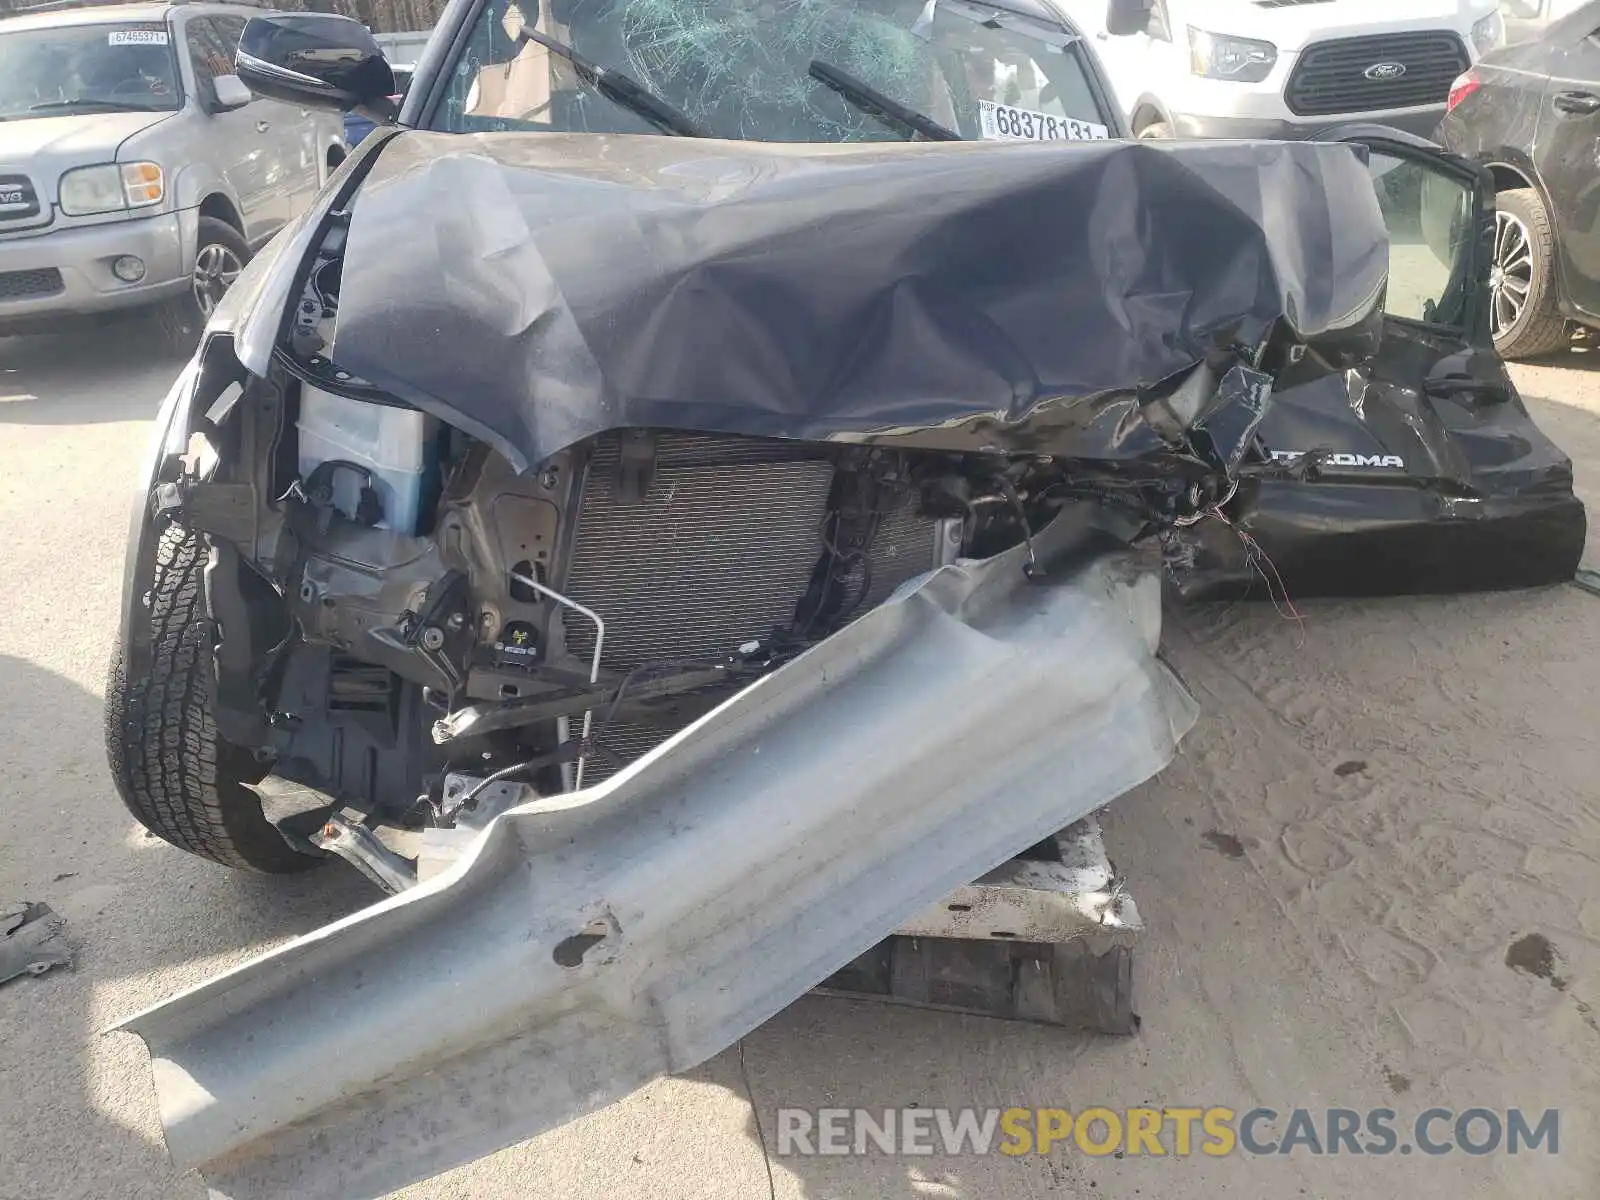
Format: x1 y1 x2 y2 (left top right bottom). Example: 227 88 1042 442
1106 0 1155 36
211 74 252 113
236 13 396 117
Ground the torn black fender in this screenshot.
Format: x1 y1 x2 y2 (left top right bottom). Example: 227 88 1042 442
1172 337 1587 599
1167 128 1585 599
114 516 1197 1200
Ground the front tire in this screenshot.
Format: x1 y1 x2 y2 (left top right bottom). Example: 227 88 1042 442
105 525 318 873
153 216 251 351
1490 188 1571 360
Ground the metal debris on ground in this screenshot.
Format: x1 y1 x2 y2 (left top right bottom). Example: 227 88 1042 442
1575 569 1600 598
818 816 1143 1033
0 901 72 985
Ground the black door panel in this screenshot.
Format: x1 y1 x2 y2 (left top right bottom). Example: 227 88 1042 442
1534 32 1600 316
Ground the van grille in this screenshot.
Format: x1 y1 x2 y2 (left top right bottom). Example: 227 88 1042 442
1286 32 1469 117
0 268 63 301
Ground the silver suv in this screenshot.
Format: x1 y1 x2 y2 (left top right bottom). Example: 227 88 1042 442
0 1 345 344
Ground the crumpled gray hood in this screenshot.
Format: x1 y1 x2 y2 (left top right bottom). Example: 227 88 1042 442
329 131 1389 471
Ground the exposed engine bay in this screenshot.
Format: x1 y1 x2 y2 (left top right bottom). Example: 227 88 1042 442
243 395 1000 819
190 324 1247 854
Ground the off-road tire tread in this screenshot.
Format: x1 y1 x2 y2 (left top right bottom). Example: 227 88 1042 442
1494 188 1571 361
105 525 314 873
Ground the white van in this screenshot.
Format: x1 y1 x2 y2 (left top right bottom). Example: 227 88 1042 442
1057 0 1507 139
1501 0 1590 45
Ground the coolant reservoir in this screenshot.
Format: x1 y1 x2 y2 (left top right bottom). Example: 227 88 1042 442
297 385 438 534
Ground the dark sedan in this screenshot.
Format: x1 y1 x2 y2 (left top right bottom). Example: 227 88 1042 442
1439 0 1600 357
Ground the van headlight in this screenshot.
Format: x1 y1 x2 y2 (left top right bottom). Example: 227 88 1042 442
58 162 166 216
1188 28 1278 82
1470 10 1504 56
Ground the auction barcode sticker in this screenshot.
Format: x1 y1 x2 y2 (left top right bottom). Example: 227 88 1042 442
109 29 170 46
978 100 1109 143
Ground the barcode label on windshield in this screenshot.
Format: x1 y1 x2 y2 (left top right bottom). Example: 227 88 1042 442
109 29 170 46
978 101 1108 143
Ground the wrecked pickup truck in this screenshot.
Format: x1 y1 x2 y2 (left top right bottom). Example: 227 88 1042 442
102 1 1582 1197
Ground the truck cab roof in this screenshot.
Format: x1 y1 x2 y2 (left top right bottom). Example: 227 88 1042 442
0 1 264 32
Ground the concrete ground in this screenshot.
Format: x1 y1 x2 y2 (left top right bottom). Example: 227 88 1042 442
2 329 1598 1200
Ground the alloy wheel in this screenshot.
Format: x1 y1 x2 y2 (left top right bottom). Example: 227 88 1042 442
192 242 244 318
1490 209 1534 339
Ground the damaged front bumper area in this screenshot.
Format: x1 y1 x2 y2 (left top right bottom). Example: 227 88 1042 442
107 132 1407 1198
116 520 1195 1200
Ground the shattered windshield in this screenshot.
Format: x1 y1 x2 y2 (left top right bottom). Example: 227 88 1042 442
0 23 181 120
432 0 1113 142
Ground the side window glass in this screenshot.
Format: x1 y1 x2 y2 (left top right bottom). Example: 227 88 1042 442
1149 0 1173 41
1366 151 1474 325
213 16 247 73
184 17 231 109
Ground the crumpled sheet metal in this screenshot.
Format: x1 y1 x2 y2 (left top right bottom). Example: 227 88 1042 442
333 132 1389 470
116 517 1198 1200
1171 340 1588 599
1 901 72 984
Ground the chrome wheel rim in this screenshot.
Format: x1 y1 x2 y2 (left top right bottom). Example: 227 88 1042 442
192 242 243 317
1490 209 1533 338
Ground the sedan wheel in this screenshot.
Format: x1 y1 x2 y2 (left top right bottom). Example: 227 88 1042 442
1487 188 1570 360
1490 209 1532 337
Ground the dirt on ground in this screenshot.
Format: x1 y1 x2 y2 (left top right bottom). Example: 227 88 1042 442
1 336 1597 1200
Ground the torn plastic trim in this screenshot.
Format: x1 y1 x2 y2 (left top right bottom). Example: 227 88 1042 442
117 336 245 684
115 511 1198 1200
217 124 408 379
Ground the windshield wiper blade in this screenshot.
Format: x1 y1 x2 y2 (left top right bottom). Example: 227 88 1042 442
808 60 960 142
516 26 705 137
